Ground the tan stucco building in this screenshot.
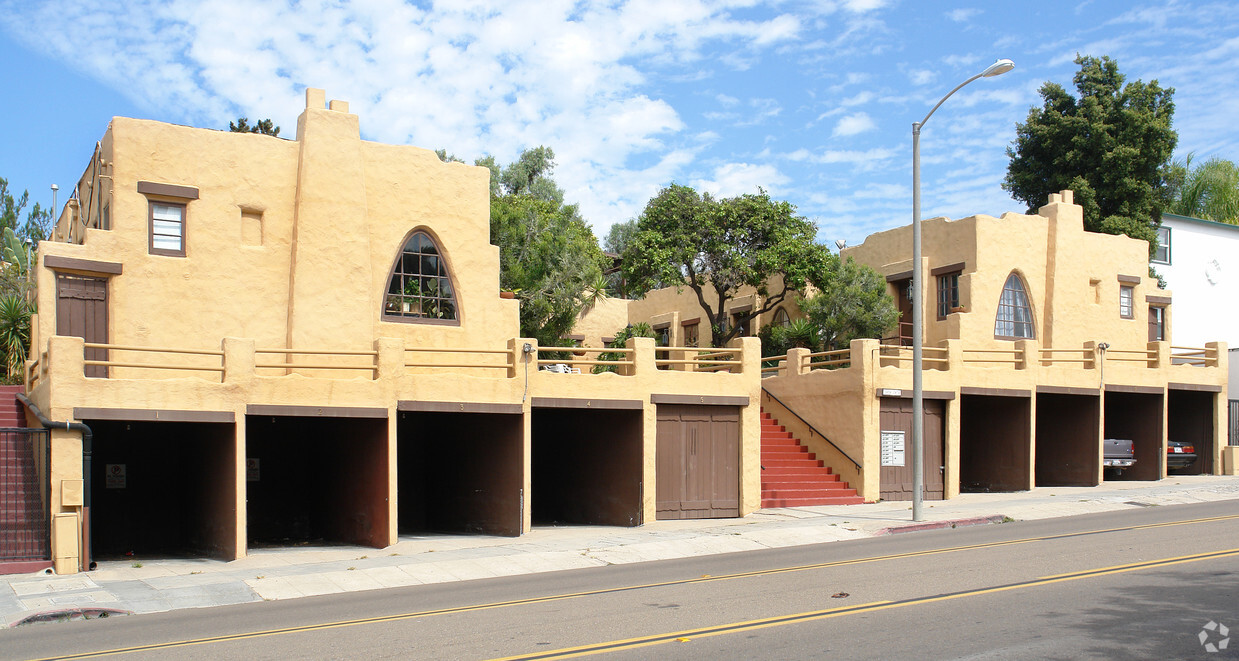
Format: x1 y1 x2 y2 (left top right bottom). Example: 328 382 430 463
631 191 1231 503
23 90 763 574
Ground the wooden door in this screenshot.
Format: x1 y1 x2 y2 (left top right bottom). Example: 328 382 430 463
56 274 109 378
879 398 945 501
656 405 739 519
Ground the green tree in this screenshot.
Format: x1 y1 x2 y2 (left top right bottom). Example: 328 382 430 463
1003 55 1176 254
488 148 608 346
0 294 31 383
1165 155 1239 223
229 117 280 137
799 256 899 350
622 184 835 347
0 177 52 244
603 219 638 255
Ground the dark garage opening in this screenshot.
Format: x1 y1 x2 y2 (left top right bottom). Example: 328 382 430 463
398 412 522 537
1168 389 1216 475
960 394 1030 492
246 415 389 548
1103 390 1164 481
89 420 235 559
1035 393 1100 487
532 408 642 527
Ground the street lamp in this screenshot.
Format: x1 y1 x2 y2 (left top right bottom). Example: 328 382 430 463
911 58 1013 522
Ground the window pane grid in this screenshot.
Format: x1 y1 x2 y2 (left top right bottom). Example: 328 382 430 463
994 274 1034 338
1119 286 1134 319
384 231 458 320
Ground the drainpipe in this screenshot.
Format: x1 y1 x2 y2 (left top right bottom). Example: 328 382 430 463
17 393 94 571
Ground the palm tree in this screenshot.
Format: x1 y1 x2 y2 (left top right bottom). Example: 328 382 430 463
1167 156 1239 223
0 294 31 383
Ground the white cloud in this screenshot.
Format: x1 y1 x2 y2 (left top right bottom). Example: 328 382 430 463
693 162 790 197
946 9 980 23
908 69 936 85
833 112 876 137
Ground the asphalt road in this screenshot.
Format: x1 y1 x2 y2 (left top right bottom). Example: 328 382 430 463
4 500 1238 660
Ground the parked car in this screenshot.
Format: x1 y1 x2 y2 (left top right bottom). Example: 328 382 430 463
1103 438 1136 474
1167 440 1197 470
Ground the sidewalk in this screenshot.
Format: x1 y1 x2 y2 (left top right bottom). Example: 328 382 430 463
4 475 1239 627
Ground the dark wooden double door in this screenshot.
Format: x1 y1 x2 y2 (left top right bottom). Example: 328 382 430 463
879 398 945 501
655 405 739 519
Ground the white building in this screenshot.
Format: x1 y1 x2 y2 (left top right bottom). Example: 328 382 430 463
1154 213 1239 348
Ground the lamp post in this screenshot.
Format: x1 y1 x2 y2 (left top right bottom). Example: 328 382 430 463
911 58 1014 522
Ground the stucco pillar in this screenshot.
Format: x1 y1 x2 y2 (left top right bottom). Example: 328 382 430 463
1206 341 1228 369
1083 340 1098 371
943 338 963 373
510 338 536 379
374 337 404 381
732 336 761 376
1149 341 1169 369
851 338 879 372
627 337 655 377
1015 339 1038 371
221 338 256 385
786 348 810 377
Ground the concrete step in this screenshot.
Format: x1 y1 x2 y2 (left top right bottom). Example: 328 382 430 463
761 495 865 507
761 457 824 468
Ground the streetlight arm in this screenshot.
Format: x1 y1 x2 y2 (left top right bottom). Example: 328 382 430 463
916 73 984 130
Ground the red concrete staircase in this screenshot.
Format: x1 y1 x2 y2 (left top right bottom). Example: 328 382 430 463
0 384 50 574
761 409 863 507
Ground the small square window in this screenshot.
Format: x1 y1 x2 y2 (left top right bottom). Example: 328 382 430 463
1119 285 1134 319
149 201 186 256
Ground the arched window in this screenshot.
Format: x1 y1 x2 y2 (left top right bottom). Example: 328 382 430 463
994 272 1034 338
772 307 791 327
383 230 458 322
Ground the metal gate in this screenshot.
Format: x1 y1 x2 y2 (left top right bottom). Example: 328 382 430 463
1229 400 1238 447
1 428 51 564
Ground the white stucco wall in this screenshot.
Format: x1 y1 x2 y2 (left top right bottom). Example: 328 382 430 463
1155 214 1239 348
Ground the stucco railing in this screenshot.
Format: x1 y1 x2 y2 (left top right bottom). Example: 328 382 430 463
878 345 948 369
804 349 852 371
405 347 513 373
85 343 225 379
256 348 379 378
1039 348 1092 366
657 348 742 373
538 346 633 374
1170 346 1214 367
1105 348 1157 365
961 348 1022 365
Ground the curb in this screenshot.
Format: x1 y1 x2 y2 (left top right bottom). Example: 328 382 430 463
875 514 1008 535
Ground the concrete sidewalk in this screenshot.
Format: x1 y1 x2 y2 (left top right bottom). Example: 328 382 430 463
4 475 1239 627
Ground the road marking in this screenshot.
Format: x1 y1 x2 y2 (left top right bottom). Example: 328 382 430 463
29 512 1239 660
489 547 1239 660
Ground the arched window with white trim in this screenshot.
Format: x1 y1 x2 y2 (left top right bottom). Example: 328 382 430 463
994 272 1034 339
383 230 459 323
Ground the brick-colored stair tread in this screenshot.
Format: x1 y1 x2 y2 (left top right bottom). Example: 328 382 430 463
760 407 861 507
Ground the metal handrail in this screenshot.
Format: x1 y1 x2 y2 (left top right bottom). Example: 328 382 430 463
761 387 861 474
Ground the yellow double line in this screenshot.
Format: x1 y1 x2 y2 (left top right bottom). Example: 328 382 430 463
30 512 1239 660
492 546 1239 660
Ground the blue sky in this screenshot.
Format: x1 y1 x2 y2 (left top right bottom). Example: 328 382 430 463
2 0 1237 247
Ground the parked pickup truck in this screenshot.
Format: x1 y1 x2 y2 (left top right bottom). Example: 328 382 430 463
1103 438 1136 473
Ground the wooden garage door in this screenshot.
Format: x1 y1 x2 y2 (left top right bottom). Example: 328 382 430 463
656 405 739 519
56 274 109 378
879 398 944 501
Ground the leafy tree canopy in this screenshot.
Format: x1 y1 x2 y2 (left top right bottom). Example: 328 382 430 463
603 219 638 255
622 184 835 347
1165 155 1239 223
0 178 52 245
486 148 608 346
229 117 280 137
1003 55 1176 254
800 256 899 351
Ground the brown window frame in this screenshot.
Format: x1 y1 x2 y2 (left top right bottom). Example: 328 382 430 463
1119 285 1134 319
148 200 187 257
683 322 699 348
382 229 461 326
936 272 961 319
1148 306 1165 342
994 272 1035 340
